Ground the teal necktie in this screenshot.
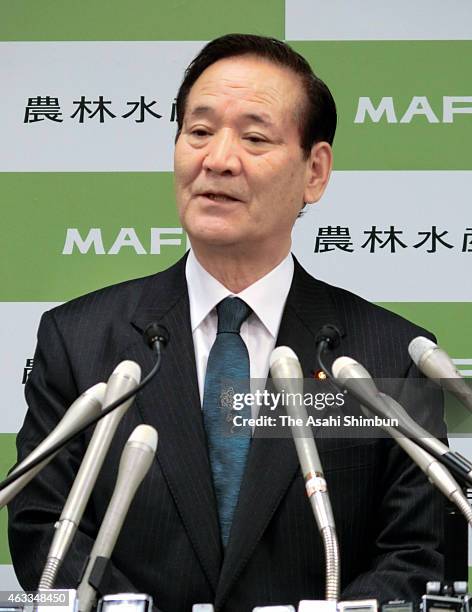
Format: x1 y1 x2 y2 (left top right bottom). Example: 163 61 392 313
202 297 252 546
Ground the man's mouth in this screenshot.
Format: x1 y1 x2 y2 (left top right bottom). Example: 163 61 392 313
200 192 241 203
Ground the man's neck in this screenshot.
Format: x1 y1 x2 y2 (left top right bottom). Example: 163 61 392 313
190 243 291 293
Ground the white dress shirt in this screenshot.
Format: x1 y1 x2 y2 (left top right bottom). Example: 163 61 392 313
185 249 294 416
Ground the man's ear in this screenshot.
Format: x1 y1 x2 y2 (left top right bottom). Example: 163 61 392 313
303 141 333 205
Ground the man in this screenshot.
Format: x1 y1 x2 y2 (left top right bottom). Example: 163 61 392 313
8 34 445 611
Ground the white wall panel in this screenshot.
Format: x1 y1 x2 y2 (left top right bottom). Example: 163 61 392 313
0 302 60 432
292 171 472 302
286 0 472 40
0 42 205 172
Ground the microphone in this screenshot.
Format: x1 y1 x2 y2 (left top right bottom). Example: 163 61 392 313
0 324 168 496
270 346 339 602
143 323 169 349
39 360 141 590
314 324 343 385
377 393 472 525
332 356 472 485
76 424 158 612
409 336 472 412
315 324 342 350
0 383 106 509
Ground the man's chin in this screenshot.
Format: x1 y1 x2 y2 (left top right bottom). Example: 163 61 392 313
187 229 245 251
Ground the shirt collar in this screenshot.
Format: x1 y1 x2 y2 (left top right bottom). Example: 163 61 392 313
185 249 294 338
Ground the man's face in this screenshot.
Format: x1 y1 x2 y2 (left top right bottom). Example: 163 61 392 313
174 55 329 255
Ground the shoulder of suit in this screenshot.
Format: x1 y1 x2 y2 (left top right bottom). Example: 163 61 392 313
295 262 436 344
45 256 186 326
334 284 433 340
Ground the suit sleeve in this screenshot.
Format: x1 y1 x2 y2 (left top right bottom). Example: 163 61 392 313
7 310 165 612
339 359 446 604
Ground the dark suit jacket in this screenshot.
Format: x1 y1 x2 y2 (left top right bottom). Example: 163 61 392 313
8 255 445 612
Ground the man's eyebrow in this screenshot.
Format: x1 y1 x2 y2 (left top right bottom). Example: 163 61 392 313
187 106 275 127
241 112 275 127
188 105 215 118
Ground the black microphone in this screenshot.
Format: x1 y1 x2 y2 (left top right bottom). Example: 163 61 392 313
315 324 342 351
144 323 170 349
0 323 169 493
315 324 343 389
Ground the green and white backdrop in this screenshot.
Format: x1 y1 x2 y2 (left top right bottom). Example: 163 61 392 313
1 0 471 591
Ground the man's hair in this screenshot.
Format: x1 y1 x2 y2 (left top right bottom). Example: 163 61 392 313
175 33 337 156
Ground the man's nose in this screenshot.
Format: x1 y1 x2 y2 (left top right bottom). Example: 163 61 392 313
202 129 242 175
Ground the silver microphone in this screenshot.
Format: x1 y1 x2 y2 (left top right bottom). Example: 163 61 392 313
378 393 472 525
332 356 472 485
0 382 106 509
409 336 472 412
39 360 141 590
77 424 158 612
270 346 339 602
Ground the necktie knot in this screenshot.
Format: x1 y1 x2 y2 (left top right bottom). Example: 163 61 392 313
216 297 251 334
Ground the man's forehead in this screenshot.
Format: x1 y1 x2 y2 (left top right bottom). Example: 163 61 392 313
184 56 304 123
187 104 276 127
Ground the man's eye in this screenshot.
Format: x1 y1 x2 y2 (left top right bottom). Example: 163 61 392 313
190 129 210 137
245 135 266 144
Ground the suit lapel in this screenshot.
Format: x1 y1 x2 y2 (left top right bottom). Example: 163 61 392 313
215 259 345 607
128 256 222 592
